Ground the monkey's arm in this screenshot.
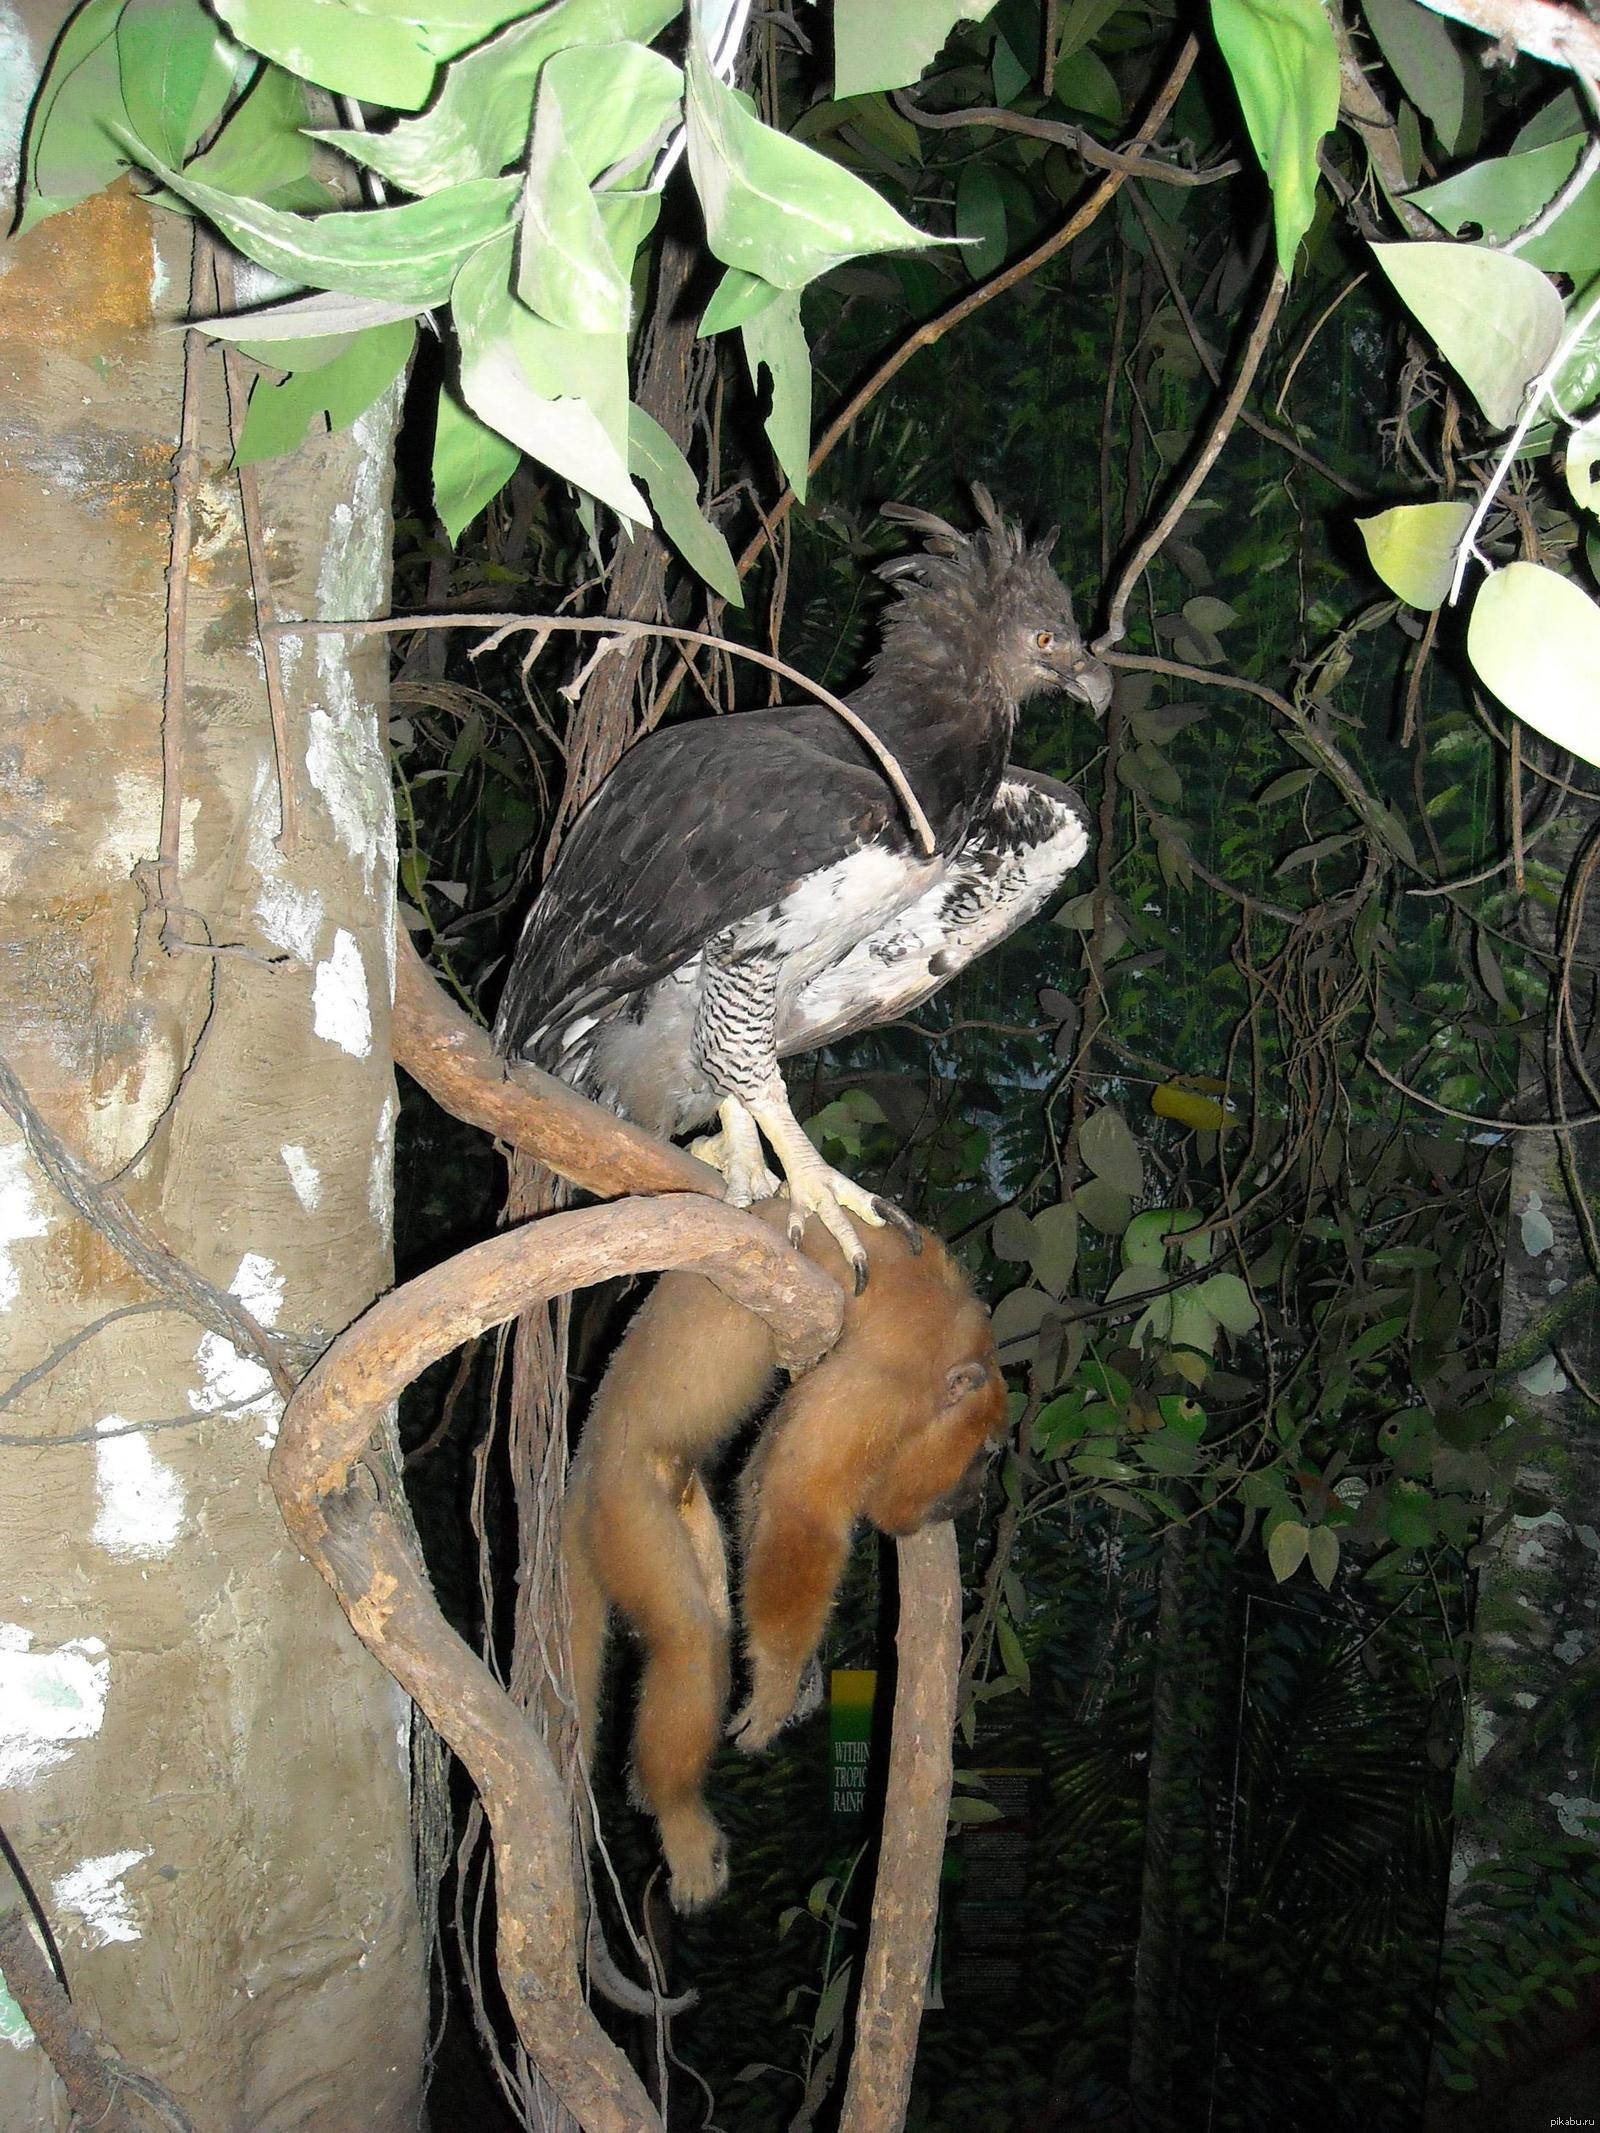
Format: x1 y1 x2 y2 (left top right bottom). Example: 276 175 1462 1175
729 1471 854 1754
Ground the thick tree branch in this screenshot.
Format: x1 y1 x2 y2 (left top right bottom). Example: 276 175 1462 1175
391 923 720 1200
270 1197 843 2133
837 1522 960 2133
0 1906 192 2133
1412 0 1600 76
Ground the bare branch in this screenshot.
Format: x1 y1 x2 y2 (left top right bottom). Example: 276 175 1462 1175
837 1523 961 2133
0 1906 193 2133
1410 0 1600 77
892 90 1241 186
391 922 722 1200
0 1054 295 1399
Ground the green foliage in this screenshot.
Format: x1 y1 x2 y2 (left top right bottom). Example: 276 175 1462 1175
1208 0 1340 274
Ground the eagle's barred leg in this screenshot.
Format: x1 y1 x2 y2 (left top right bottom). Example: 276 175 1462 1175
689 1099 781 1207
691 932 887 1287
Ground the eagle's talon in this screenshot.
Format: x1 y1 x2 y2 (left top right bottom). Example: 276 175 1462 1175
873 1197 922 1252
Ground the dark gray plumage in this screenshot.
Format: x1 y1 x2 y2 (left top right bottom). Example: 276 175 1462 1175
495 498 1108 1274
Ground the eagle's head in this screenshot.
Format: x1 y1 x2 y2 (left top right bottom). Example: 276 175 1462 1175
876 491 1113 718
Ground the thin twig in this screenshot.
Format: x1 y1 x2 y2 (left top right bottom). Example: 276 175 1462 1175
1365 1050 1600 1130
153 233 208 956
1127 188 1364 496
0 1055 295 1398
270 610 938 856
1100 267 1289 647
891 90 1240 186
211 246 298 855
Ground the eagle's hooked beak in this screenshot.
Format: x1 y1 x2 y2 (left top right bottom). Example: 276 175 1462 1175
1064 652 1114 718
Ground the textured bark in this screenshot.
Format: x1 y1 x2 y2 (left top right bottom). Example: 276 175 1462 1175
392 924 719 1199
837 1523 961 2133
0 13 425 2123
1451 805 1600 1850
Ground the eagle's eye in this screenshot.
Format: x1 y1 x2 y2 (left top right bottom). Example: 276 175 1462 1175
1034 630 1056 652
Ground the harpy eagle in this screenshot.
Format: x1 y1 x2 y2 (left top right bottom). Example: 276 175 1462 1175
495 496 1111 1281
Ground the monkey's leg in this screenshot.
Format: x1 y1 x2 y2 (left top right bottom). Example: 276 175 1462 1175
691 932 897 1290
729 1489 852 1755
594 1460 734 1912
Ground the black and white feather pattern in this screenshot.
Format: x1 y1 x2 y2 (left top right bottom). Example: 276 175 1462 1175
495 507 1104 1139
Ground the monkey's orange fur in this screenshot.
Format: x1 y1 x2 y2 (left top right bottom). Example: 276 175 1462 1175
562 1203 1006 1912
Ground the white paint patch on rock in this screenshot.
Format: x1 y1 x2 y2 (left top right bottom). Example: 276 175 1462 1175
305 700 389 892
53 1851 149 1949
1550 1792 1600 1840
95 775 196 875
281 1144 322 1211
190 1253 287 1449
369 1090 397 1249
0 8 35 205
1518 1352 1568 1400
314 929 372 1057
92 1421 185 1561
303 393 401 898
0 1630 109 1789
0 1138 49 1310
247 758 324 962
1520 1189 1555 1259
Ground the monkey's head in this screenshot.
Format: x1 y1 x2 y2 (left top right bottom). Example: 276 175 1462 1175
817 1224 1009 1537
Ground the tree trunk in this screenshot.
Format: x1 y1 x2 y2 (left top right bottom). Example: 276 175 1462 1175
1127 1516 1193 2132
1435 794 1600 2096
0 19 427 2124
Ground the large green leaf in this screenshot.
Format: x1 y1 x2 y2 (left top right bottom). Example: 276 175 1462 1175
627 407 742 602
518 89 629 332
685 27 947 290
699 266 782 333
204 288 425 358
1360 0 1468 155
116 0 237 168
433 387 521 543
233 319 415 464
314 0 679 194
453 231 646 522
1372 242 1564 429
1080 1105 1143 1195
121 137 519 302
740 289 811 499
834 0 997 97
516 44 681 329
1409 137 1600 281
1209 0 1339 277
210 0 438 108
1356 500 1474 609
1468 562 1600 768
182 61 320 204
534 41 683 182
19 0 129 230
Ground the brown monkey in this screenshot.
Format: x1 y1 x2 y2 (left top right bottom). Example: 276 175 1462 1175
562 1202 1006 1913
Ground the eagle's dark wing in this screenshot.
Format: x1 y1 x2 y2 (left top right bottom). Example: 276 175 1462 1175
493 707 904 1065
